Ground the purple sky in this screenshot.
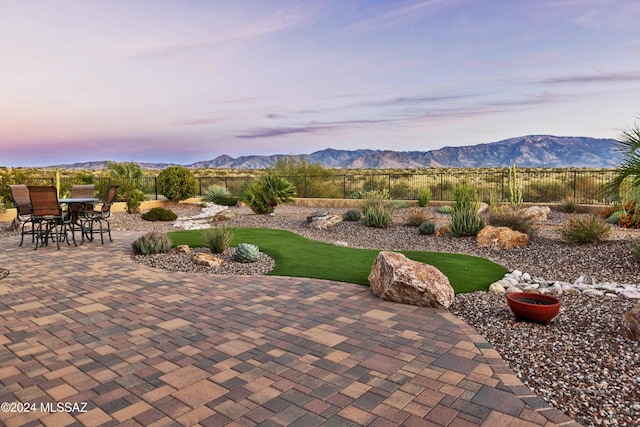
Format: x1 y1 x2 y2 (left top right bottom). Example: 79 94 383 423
2 0 640 167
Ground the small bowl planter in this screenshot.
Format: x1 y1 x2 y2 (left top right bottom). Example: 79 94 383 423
506 292 561 325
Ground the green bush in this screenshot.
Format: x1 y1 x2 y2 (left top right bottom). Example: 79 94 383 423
438 205 454 214
361 190 395 228
124 189 146 214
417 187 431 207
203 227 234 254
131 231 172 255
487 206 537 236
243 176 296 214
141 207 178 221
204 185 238 206
450 208 485 237
418 221 436 235
558 215 611 245
156 166 198 203
342 209 362 221
606 211 624 224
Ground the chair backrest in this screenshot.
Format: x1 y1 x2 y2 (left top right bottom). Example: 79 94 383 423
8 184 31 216
101 185 119 213
28 186 62 217
71 184 95 198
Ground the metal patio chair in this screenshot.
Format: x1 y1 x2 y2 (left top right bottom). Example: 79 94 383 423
28 185 76 250
79 185 119 244
7 184 36 246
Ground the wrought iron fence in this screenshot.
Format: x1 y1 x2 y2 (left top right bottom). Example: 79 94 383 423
0 168 627 206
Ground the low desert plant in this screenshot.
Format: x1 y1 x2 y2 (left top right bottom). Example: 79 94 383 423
404 207 430 226
418 221 436 235
450 208 485 237
234 243 260 263
363 205 393 228
203 227 234 254
131 231 172 255
558 215 611 245
417 187 431 207
487 206 537 236
141 207 178 222
560 197 577 213
204 185 238 206
361 190 395 228
342 209 362 221
606 211 624 224
438 205 454 214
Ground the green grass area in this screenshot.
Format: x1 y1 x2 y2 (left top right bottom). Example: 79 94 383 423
167 228 507 293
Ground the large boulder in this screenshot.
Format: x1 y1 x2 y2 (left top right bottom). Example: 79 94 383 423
477 226 529 249
524 206 551 222
622 302 640 342
211 210 237 222
368 251 455 309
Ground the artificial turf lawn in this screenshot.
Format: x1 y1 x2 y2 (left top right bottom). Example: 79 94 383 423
168 227 507 294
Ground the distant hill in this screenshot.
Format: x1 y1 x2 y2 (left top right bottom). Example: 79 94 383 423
50 135 620 170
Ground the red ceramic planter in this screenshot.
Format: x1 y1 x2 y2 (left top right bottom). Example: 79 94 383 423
506 292 561 325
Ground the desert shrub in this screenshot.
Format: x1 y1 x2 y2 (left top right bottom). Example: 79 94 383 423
156 166 198 203
487 206 538 236
234 243 260 263
204 185 238 206
203 227 234 254
418 221 436 235
560 197 577 213
124 189 146 214
131 231 172 255
558 215 611 245
606 211 624 224
361 190 395 228
242 176 296 214
390 181 411 199
404 207 430 226
450 208 485 237
141 207 178 221
342 209 362 221
417 187 431 207
438 205 454 214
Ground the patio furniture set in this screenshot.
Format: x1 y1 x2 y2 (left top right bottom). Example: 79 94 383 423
7 184 119 250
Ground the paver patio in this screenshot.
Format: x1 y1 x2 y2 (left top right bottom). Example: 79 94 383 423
0 231 580 426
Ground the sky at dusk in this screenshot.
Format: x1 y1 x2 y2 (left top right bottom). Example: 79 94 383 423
1 0 640 167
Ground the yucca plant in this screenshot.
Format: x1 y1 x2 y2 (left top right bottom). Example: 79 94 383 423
361 190 395 228
417 187 431 207
203 227 234 254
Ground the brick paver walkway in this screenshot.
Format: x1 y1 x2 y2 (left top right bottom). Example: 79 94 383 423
0 231 580 426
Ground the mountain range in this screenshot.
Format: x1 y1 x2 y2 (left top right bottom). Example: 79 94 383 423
51 135 621 170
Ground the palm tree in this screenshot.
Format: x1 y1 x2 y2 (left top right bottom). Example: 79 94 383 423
107 161 143 182
603 122 640 202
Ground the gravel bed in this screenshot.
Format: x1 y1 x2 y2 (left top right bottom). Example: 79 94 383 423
450 293 640 427
2 203 639 426
132 247 275 276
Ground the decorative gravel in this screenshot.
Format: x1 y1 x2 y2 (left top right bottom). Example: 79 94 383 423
3 203 640 426
450 293 639 427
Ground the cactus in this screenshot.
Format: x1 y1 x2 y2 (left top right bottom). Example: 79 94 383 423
508 163 523 209
233 243 260 263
